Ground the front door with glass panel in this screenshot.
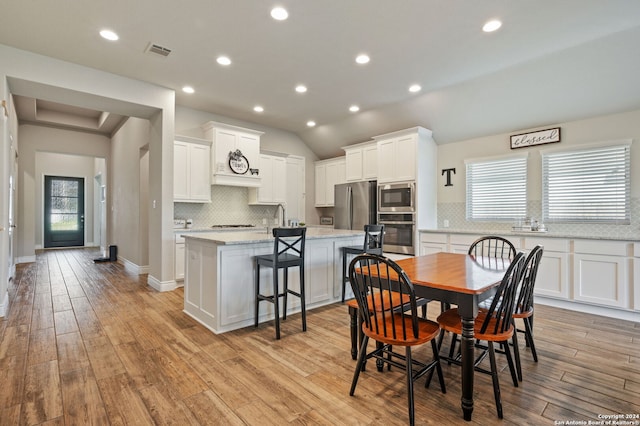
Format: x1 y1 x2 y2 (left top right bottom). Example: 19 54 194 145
44 176 85 248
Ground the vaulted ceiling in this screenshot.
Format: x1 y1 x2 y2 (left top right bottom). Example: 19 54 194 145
2 1 640 157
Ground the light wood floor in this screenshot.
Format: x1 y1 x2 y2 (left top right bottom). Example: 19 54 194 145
1 248 639 425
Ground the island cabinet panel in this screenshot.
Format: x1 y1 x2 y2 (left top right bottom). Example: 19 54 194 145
333 236 365 300
182 229 366 334
184 241 219 329
305 240 335 305
573 240 630 309
524 237 570 300
220 247 259 326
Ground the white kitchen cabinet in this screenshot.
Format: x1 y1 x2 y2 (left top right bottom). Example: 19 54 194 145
375 133 416 183
248 154 286 205
286 156 306 224
174 136 211 203
315 157 345 207
343 141 377 182
202 121 263 188
523 237 569 300
419 233 447 255
449 233 484 254
573 240 630 309
175 234 185 282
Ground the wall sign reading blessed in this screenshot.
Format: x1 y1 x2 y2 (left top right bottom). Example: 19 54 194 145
510 127 561 149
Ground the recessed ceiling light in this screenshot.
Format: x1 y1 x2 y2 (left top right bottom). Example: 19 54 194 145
182 86 195 94
254 105 264 113
307 121 316 127
99 29 119 41
349 105 360 113
217 56 232 66
355 54 370 65
409 84 422 93
295 85 307 93
271 7 288 20
483 19 502 32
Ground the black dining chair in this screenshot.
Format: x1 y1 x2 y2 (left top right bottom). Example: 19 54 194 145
254 227 306 340
348 253 446 426
342 224 384 302
432 251 527 419
468 235 517 260
511 245 544 380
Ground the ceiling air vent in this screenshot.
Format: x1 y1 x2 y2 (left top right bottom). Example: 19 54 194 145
145 42 172 57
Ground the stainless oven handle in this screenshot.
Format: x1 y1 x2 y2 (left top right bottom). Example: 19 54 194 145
378 221 415 225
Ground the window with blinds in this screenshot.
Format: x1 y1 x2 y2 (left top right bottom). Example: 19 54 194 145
542 143 630 223
466 155 527 221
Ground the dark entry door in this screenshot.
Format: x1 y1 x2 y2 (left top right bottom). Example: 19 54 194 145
44 176 85 248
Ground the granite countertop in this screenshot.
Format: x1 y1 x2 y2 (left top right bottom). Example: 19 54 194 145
181 227 363 245
419 228 640 242
173 226 267 233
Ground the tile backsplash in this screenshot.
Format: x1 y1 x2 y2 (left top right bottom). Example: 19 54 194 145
437 198 640 240
174 185 280 227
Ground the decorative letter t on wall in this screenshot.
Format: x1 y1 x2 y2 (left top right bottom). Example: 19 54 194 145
442 168 456 186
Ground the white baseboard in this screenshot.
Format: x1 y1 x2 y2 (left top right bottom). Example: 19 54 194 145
536 296 640 323
147 274 177 292
0 291 8 317
17 255 36 264
118 256 150 275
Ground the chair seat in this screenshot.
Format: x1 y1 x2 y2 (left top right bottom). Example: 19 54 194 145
346 290 411 312
256 253 303 268
343 245 383 255
437 308 514 342
364 315 440 346
513 306 534 319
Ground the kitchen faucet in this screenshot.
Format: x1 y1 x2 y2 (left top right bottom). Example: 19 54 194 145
274 203 286 227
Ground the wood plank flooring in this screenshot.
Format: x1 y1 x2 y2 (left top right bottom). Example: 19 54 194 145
1 248 639 425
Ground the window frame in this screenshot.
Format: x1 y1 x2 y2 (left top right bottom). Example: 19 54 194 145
465 153 528 222
541 140 631 224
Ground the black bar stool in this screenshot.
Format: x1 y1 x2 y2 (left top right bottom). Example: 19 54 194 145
341 224 384 302
254 227 307 340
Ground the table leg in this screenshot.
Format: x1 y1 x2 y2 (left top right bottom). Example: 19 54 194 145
460 316 475 421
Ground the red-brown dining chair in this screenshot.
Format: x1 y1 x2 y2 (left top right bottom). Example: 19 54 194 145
348 253 446 426
433 251 527 419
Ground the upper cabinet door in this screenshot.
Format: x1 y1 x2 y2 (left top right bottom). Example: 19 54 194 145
189 143 211 201
173 141 190 200
345 149 363 182
362 144 378 180
174 137 212 203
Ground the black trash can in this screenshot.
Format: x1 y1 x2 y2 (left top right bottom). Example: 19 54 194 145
109 245 117 261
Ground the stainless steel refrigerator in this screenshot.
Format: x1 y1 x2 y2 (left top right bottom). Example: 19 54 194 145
334 181 377 230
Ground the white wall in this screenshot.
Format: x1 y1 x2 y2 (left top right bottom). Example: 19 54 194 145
35 152 98 248
17 125 110 259
436 108 640 236
109 118 150 268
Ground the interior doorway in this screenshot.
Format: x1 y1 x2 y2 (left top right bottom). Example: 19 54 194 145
44 176 85 248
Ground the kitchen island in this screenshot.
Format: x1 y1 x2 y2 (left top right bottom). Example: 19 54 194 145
182 227 363 334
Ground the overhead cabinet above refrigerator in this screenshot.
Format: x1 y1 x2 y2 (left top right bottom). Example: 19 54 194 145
202 121 264 187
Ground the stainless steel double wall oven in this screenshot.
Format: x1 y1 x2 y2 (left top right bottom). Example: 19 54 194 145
377 181 415 255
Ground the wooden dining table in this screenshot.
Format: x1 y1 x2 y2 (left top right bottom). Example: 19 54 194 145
393 252 509 421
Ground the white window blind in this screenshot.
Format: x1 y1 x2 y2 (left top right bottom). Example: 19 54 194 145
542 143 630 223
466 155 527 220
